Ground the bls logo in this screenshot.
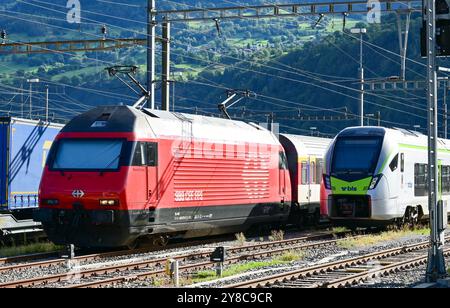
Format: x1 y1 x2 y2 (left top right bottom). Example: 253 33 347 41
67 0 81 24
341 186 357 192
367 0 381 24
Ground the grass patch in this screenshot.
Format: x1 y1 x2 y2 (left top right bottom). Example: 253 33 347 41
0 242 62 258
269 230 285 241
338 227 430 249
331 227 350 234
235 232 247 246
190 250 304 284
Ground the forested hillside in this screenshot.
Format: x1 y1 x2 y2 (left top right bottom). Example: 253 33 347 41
0 1 436 136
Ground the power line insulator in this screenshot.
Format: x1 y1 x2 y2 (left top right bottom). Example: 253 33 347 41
213 18 222 37
101 25 107 39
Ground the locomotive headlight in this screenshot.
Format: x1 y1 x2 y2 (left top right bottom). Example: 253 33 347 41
99 199 119 206
369 175 383 190
323 175 332 190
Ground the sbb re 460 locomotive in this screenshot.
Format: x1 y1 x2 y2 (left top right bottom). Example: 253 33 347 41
35 106 330 248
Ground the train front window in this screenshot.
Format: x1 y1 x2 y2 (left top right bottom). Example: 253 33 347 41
331 137 383 178
51 139 124 171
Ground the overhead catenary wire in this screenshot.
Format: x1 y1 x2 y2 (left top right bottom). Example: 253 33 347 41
0 11 426 121
10 0 429 111
0 0 430 129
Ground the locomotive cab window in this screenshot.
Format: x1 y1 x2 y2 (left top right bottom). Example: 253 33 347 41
50 139 125 171
132 142 158 167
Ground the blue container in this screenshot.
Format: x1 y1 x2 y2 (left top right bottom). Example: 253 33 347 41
0 117 63 211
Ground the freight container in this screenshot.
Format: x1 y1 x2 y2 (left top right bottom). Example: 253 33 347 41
0 117 62 238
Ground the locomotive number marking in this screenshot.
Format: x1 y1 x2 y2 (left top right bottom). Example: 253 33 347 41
175 190 204 202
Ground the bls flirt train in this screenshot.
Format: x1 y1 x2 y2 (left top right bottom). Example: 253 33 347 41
35 106 330 248
322 126 450 227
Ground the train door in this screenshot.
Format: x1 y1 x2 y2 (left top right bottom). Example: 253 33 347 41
389 153 401 199
399 152 408 199
309 156 319 203
130 142 158 209
146 142 159 206
279 151 288 201
298 157 310 205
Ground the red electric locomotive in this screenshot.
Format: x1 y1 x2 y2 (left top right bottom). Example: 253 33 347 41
35 106 292 248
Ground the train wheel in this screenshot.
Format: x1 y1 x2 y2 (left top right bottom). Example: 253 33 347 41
152 235 170 247
127 239 139 250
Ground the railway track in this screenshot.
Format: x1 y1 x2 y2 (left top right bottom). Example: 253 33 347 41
0 230 356 288
0 234 238 270
0 251 61 266
226 238 450 288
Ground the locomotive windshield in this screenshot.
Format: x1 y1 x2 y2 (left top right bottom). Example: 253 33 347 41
51 139 124 171
331 136 383 178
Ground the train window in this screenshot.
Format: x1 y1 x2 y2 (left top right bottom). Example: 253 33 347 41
316 159 324 184
51 139 124 171
279 152 288 170
132 142 146 166
442 166 450 195
389 154 399 172
414 163 428 197
132 142 158 167
146 143 158 166
311 161 316 184
400 153 405 172
301 162 308 185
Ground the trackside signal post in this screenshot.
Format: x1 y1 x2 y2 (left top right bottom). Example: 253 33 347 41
423 0 448 282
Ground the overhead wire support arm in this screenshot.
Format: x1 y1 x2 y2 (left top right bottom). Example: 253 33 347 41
0 38 159 55
156 0 421 23
106 66 150 110
218 90 255 120
313 14 325 29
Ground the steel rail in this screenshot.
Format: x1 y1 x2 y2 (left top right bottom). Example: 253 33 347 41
226 238 447 288
65 232 385 288
0 251 61 266
0 231 353 288
325 248 450 288
0 230 352 275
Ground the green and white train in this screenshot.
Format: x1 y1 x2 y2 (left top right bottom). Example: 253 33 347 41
322 126 450 227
